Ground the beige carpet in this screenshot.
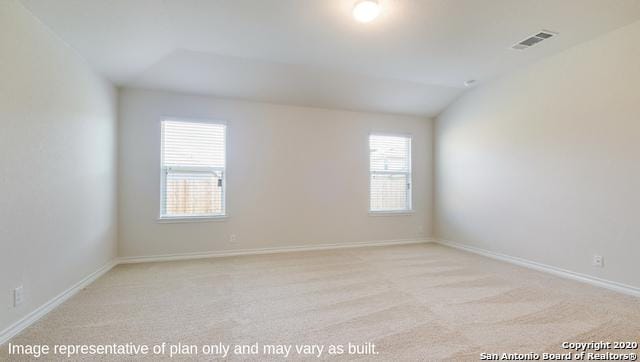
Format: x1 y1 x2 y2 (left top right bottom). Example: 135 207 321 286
2 243 639 361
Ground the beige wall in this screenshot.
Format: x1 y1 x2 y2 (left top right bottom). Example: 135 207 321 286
118 88 432 257
0 1 117 333
435 21 640 288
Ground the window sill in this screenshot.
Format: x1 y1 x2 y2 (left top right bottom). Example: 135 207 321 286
368 210 414 216
157 216 228 223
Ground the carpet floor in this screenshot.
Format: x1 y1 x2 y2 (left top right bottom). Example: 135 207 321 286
1 243 639 361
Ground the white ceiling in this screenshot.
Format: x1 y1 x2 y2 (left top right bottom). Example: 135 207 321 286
20 0 640 117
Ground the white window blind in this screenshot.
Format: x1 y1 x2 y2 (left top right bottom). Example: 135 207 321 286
161 120 226 218
369 134 412 212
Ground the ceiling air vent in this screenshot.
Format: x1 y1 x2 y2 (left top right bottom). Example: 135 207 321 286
511 30 557 50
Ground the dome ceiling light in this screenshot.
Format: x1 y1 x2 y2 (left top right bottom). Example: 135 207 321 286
353 0 381 23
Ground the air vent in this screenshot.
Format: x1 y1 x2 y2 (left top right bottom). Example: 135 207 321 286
511 30 557 50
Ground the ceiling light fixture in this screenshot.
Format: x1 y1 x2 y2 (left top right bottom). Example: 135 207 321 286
353 0 380 23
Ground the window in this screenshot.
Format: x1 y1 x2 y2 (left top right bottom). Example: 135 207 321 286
160 120 226 219
369 134 412 212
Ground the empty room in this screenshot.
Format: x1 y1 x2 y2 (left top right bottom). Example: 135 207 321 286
1 0 639 360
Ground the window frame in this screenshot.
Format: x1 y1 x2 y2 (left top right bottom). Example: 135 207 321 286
158 117 228 222
368 132 413 215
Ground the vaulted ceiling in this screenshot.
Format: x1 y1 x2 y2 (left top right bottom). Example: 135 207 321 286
21 0 640 116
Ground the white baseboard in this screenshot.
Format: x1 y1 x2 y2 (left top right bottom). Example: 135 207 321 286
436 239 640 298
0 259 117 346
118 238 435 264
1 238 433 346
